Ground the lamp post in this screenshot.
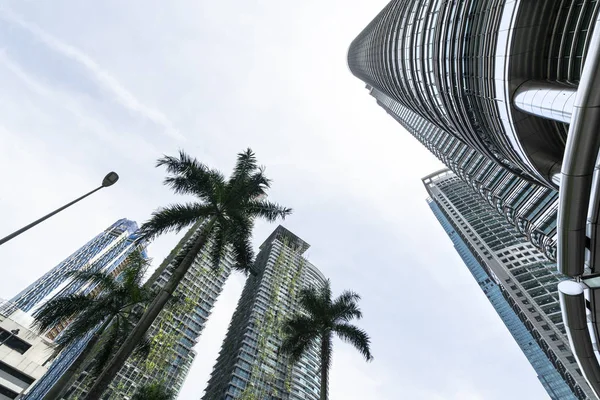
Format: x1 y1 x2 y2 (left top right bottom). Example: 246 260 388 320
0 172 119 246
0 329 20 346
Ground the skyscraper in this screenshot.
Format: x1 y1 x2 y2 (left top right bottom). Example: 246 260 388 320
348 1 600 394
348 0 600 188
203 226 326 400
63 222 233 399
424 169 592 399
18 219 147 400
370 87 559 261
12 219 142 312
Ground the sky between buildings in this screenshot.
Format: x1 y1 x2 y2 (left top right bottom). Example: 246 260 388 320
0 1 549 399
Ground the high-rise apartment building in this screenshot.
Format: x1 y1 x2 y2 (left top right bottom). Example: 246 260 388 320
203 226 326 400
424 169 592 399
63 222 233 399
12 219 142 313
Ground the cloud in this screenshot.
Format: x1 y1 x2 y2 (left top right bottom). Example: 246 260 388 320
0 7 184 141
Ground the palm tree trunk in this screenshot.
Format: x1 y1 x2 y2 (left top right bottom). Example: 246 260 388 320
85 219 214 400
320 333 332 400
41 318 111 400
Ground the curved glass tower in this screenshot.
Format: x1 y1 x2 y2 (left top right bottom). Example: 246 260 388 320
348 0 600 187
203 226 326 400
371 87 559 261
349 1 600 395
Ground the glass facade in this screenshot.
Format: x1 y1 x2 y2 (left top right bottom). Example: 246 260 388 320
12 219 142 312
17 219 146 400
348 0 600 186
429 200 576 400
203 226 326 400
372 88 559 260
424 170 593 399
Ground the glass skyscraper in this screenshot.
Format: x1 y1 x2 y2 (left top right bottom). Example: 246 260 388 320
424 169 592 399
14 219 146 400
429 199 575 399
203 226 326 400
12 219 142 313
369 88 559 261
347 0 600 393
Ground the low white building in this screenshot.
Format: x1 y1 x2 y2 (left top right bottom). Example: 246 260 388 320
0 302 54 400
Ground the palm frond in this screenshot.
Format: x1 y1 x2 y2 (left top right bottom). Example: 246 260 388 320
320 279 333 306
298 286 327 318
90 320 122 376
208 223 226 270
32 295 97 333
247 168 272 195
333 323 373 361
161 153 225 201
223 216 255 274
231 148 259 181
245 200 292 222
138 203 214 241
330 290 362 322
280 315 319 363
53 309 110 350
133 334 152 359
118 252 151 292
157 151 225 198
230 232 255 274
63 270 119 293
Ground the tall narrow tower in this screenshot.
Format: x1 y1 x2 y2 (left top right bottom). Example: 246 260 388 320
203 226 326 400
61 222 233 399
424 169 592 399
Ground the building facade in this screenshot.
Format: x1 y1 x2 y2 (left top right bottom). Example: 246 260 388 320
424 169 593 399
428 198 576 399
203 226 326 400
0 304 55 399
12 219 142 313
63 222 233 399
16 219 147 400
371 87 559 260
348 1 600 394
348 0 600 188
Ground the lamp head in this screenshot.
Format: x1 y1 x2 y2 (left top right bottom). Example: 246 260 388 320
102 172 119 187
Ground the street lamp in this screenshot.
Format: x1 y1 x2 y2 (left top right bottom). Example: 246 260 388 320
0 172 119 246
0 329 20 346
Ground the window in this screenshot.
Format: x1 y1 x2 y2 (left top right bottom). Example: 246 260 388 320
0 385 18 399
0 328 31 354
0 361 35 386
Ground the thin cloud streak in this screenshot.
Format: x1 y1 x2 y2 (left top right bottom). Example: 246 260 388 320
0 7 184 141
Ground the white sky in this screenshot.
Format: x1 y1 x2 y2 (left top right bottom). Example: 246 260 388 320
0 1 549 399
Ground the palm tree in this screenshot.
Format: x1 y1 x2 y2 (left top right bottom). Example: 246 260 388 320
86 148 291 399
281 280 373 400
131 383 174 400
32 250 154 400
